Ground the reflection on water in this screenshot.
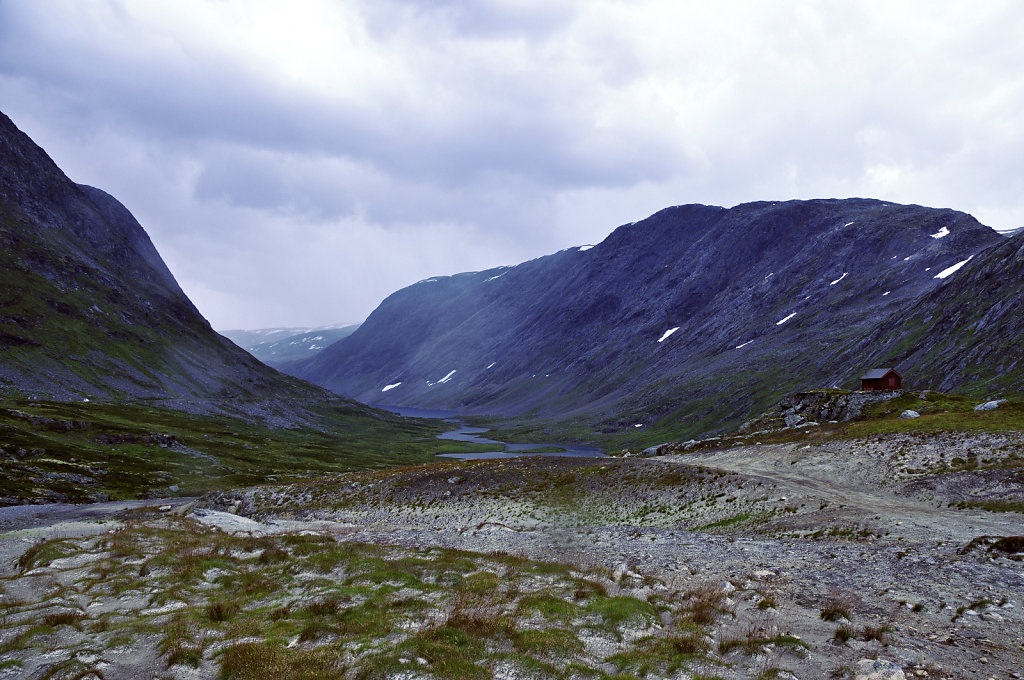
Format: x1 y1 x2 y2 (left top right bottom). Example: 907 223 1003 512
378 404 606 461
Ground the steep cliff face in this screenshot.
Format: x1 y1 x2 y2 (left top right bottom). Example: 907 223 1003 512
292 197 1010 434
0 111 326 406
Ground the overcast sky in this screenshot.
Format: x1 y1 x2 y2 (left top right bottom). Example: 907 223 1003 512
2 1 1022 329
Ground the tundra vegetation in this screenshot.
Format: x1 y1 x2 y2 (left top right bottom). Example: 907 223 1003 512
1 393 1022 678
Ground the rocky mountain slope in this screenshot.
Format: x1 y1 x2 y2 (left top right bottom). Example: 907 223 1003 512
0 110 331 408
850 230 1024 396
221 323 359 367
292 198 1013 437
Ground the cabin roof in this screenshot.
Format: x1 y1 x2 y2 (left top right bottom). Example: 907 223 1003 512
861 367 898 380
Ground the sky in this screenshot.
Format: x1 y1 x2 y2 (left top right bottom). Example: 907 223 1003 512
2 1 1023 330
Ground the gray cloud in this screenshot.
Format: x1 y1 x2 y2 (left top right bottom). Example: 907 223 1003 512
1 1 1023 329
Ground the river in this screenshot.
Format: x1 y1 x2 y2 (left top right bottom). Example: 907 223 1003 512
381 406 606 461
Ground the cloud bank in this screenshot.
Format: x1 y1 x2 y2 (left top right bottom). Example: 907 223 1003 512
2 0 1022 328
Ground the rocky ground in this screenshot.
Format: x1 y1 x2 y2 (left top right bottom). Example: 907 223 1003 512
1 430 1022 679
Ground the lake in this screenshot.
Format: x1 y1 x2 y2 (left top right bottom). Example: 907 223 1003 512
380 405 607 460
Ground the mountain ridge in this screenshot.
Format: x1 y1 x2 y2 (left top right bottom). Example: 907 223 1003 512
291 197 1015 439
0 110 332 414
221 323 360 368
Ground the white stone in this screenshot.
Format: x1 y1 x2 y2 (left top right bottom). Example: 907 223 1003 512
855 658 906 680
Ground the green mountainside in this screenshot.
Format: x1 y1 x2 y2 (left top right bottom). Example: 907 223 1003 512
0 110 486 503
0 111 330 410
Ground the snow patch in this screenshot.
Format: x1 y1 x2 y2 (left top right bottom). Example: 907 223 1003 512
657 327 680 343
843 221 855 227
764 272 774 280
381 383 402 392
934 255 974 279
578 245 595 251
829 272 848 286
484 273 506 282
437 370 456 384
930 226 950 239
882 291 890 296
776 312 797 326
735 340 753 349
486 362 496 369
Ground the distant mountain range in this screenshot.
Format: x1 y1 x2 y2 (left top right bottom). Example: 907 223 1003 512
290 198 1023 438
0 110 334 414
220 323 360 366
221 324 360 367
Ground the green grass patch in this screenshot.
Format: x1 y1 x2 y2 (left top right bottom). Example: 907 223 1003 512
0 396 491 505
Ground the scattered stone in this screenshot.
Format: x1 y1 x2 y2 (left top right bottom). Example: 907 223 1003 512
856 658 906 680
973 399 1008 411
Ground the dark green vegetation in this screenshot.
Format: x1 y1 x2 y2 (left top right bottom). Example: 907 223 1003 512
0 398 488 505
1 513 737 679
476 391 1024 453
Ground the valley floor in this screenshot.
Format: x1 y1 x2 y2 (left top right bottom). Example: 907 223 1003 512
1 431 1022 679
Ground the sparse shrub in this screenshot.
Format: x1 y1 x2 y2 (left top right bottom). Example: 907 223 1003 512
396 626 488 680
17 538 75 573
833 625 856 643
456 571 499 597
512 628 584 656
306 598 339 617
257 547 289 564
43 610 86 628
820 592 856 621
585 595 657 630
859 624 892 643
167 644 203 668
683 582 727 625
517 592 578 622
206 600 240 622
445 608 504 638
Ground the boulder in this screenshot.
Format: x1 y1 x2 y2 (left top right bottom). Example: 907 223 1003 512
973 399 1008 411
784 413 807 428
899 410 920 419
855 658 906 680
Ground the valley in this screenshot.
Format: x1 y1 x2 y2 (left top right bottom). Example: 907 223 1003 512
1 406 1022 679
1 107 1022 680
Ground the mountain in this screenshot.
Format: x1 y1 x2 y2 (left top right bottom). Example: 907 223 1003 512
221 323 360 367
292 198 1015 437
0 110 330 409
852 228 1024 395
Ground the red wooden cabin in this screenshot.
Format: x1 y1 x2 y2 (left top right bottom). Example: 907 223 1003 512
861 367 902 391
